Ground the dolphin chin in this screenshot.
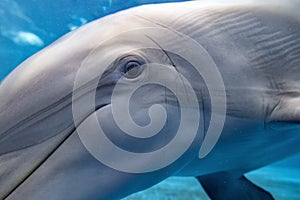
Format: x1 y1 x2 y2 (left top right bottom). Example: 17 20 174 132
1 0 300 199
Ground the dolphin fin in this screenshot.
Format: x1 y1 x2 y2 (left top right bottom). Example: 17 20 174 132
196 171 274 200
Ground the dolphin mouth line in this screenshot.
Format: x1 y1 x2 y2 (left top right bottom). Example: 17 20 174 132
1 125 77 200
1 103 111 199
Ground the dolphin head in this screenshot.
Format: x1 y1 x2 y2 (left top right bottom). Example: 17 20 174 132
0 5 213 199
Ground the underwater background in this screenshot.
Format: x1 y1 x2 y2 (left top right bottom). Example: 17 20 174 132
0 0 299 199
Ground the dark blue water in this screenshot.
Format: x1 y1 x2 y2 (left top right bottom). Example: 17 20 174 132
1 1 299 199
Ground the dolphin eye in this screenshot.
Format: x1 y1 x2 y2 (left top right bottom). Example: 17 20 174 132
123 60 143 79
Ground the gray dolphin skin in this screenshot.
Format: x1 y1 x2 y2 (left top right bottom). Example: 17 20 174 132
1 0 300 199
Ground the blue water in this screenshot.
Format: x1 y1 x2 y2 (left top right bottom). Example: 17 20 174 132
0 0 185 80
1 1 299 199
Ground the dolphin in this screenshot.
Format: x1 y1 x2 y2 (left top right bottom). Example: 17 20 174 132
1 0 300 199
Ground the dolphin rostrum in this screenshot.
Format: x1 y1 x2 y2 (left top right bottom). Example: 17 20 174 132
0 0 300 199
